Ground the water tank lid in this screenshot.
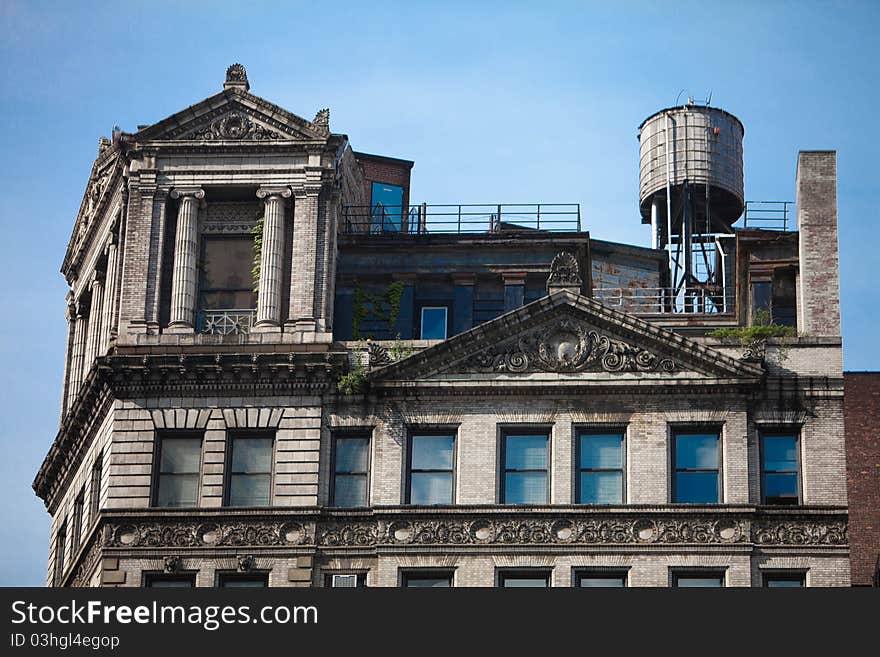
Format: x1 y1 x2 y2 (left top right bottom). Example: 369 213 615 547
637 105 745 136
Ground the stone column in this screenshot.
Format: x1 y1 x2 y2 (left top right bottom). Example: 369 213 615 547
84 274 104 367
287 187 320 333
67 299 88 410
59 295 76 420
100 232 119 354
167 188 204 332
254 186 291 330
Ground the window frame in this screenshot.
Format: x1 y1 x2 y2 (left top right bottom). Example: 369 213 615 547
760 431 802 505
499 426 552 505
53 521 67 587
417 305 451 340
573 568 629 588
71 488 85 556
496 568 552 588
671 569 727 588
197 233 258 313
90 452 103 522
399 569 455 588
325 572 368 588
151 432 204 508
671 427 723 504
143 573 197 587
574 427 626 505
405 428 457 505
330 430 372 508
216 572 270 588
762 571 807 588
223 431 276 508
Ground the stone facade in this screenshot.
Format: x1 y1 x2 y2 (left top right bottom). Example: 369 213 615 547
35 65 849 587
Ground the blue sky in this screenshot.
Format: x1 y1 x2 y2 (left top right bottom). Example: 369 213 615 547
0 1 877 585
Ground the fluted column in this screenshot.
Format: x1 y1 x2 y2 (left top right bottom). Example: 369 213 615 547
100 232 119 353
84 274 104 367
253 186 291 330
167 187 204 332
60 295 76 420
67 299 88 410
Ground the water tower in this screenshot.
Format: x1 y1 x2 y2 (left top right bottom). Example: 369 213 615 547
638 102 745 312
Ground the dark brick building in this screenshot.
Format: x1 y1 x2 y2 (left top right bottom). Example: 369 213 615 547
844 372 880 586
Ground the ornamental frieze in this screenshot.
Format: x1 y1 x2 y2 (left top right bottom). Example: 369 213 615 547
106 520 314 549
98 515 846 551
464 318 676 374
753 520 847 546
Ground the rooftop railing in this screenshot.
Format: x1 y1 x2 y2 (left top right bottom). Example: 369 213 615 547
593 287 734 315
734 200 794 231
342 203 582 235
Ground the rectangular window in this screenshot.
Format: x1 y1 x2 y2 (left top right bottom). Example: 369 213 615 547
498 570 551 587
145 574 196 587
71 490 85 554
199 235 257 311
501 430 549 504
764 573 806 588
672 571 725 587
218 574 268 588
577 431 624 504
401 571 453 587
419 307 448 340
575 570 628 587
370 182 403 232
154 435 202 507
761 434 800 505
327 573 367 588
407 432 455 504
53 522 66 587
226 435 273 507
332 434 371 507
90 453 103 521
673 431 720 504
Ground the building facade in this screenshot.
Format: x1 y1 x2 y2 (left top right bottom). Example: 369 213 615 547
35 65 849 588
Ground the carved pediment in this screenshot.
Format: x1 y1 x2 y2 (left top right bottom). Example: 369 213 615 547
136 93 329 142
464 317 676 374
370 291 764 385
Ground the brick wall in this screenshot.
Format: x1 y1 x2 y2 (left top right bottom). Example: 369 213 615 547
844 372 880 585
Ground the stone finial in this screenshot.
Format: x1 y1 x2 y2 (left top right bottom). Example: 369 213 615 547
224 63 250 92
313 108 330 134
546 251 582 294
98 137 111 156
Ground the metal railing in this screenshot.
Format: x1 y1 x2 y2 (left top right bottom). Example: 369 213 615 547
197 309 256 335
342 203 582 235
735 201 794 231
594 287 735 314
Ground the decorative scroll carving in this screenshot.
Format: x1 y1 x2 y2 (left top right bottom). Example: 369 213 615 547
186 111 282 140
741 338 767 364
106 520 314 548
547 251 582 288
163 555 181 573
237 555 256 572
312 108 330 135
753 520 848 546
465 318 676 373
316 517 747 547
368 342 392 367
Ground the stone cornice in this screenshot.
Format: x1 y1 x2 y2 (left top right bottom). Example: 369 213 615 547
60 506 848 586
34 351 348 509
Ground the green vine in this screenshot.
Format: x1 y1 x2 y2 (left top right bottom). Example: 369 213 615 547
251 216 264 297
336 358 368 394
351 281 405 339
707 309 797 342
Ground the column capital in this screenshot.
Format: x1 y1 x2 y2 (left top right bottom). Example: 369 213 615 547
501 271 528 285
170 187 205 200
292 185 323 199
452 273 477 286
256 186 292 200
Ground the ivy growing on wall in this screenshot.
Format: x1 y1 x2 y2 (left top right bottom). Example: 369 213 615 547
251 216 264 298
351 280 405 339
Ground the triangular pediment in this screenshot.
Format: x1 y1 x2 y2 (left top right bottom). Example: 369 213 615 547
370 291 763 387
135 89 330 142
